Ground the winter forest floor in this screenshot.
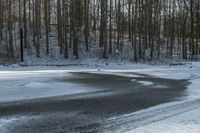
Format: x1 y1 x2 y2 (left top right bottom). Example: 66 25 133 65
1 0 200 131
0 62 200 133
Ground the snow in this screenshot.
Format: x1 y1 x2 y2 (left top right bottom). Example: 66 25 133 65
0 71 98 102
138 81 154 86
22 82 49 88
124 62 200 133
0 61 200 132
126 107 200 133
0 118 16 128
0 118 17 133
0 62 200 102
187 79 200 99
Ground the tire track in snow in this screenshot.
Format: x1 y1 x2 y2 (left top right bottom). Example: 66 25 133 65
75 99 200 133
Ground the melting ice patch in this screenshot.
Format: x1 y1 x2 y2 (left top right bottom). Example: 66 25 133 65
138 81 154 86
19 82 48 88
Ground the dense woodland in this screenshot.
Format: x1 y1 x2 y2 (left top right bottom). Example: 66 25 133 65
0 0 200 63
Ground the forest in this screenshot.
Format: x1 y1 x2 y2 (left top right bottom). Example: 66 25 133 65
0 0 200 63
1 1 200 132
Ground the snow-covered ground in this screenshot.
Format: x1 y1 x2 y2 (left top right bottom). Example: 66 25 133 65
0 62 200 133
0 70 101 102
126 63 200 133
128 107 200 133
